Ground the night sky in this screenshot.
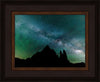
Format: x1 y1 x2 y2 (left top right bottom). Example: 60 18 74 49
15 15 85 63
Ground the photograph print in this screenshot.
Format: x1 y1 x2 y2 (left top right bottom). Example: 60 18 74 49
12 12 88 70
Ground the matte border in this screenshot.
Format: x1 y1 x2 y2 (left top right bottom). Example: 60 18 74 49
12 11 88 71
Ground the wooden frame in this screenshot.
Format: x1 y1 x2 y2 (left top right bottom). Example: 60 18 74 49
0 0 100 82
12 11 88 71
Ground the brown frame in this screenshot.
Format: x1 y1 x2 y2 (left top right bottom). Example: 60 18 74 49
0 0 99 82
12 11 88 71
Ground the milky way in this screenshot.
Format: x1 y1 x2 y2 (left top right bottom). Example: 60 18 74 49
15 15 85 63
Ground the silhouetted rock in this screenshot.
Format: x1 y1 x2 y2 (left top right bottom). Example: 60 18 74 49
59 50 70 66
15 45 85 67
30 45 59 67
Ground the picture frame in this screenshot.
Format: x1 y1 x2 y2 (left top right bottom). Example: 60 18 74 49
0 0 100 82
12 11 88 71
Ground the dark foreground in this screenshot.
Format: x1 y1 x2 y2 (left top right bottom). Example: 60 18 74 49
15 45 85 67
